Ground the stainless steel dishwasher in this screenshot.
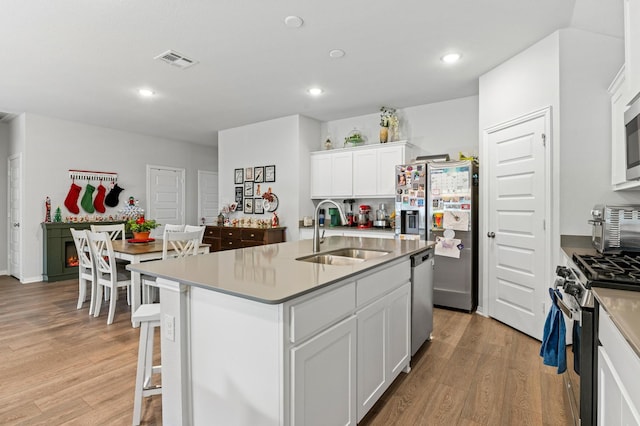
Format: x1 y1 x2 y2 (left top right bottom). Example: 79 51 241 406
411 248 434 356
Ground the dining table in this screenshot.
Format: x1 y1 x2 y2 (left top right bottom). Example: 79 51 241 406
110 239 210 327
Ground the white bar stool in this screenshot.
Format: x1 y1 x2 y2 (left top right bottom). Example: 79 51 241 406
132 304 162 425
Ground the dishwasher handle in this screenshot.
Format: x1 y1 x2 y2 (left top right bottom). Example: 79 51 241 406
411 249 433 267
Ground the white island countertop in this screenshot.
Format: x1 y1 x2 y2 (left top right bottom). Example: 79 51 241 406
127 235 433 304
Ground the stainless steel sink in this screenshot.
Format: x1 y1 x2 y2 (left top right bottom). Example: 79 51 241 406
297 248 390 265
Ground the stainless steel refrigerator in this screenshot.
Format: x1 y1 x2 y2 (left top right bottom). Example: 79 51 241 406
426 160 478 312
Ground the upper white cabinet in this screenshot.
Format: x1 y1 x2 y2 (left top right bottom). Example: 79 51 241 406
311 141 417 199
625 0 640 104
609 67 640 190
310 151 353 198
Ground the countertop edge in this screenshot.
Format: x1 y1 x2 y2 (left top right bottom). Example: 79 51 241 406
164 251 427 305
129 237 435 305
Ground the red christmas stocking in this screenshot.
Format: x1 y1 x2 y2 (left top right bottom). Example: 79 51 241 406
64 183 81 214
93 183 106 213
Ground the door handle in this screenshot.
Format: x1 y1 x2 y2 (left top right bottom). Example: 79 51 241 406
13 222 20 228
487 232 495 238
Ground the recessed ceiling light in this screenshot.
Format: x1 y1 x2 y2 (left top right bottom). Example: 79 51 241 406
308 87 323 96
138 88 155 97
441 53 462 64
284 15 304 28
329 49 345 59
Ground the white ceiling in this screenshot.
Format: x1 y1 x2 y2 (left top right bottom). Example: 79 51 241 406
0 0 623 146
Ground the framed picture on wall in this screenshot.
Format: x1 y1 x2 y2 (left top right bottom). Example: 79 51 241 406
254 198 264 214
244 198 254 214
244 181 254 197
265 165 276 182
254 166 264 183
245 167 254 181
235 186 243 204
234 168 243 184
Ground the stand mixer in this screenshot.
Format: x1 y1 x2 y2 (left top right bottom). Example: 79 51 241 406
357 205 372 228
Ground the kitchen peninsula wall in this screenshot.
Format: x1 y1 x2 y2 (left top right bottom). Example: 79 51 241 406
6 113 217 283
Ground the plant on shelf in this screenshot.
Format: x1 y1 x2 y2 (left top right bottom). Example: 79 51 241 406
127 216 160 239
380 106 399 142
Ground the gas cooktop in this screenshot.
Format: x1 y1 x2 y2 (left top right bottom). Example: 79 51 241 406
572 253 640 291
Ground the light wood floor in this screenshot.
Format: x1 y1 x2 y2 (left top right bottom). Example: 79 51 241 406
0 275 570 425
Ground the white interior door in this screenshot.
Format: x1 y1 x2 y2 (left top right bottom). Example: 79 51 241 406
8 154 21 280
147 165 185 225
197 170 218 225
486 108 550 341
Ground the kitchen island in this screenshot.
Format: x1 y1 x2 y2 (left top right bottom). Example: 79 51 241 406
128 236 433 426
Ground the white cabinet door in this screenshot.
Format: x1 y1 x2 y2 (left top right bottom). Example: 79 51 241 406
311 151 353 198
353 150 378 197
291 315 357 426
625 0 640 103
387 283 411 378
331 152 353 197
353 145 405 197
356 296 387 421
598 347 640 425
356 281 411 422
310 153 333 198
377 145 405 197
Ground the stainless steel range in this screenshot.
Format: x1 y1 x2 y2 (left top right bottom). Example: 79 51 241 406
555 251 640 426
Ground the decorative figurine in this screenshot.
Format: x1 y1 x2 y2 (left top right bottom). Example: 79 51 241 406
53 207 62 223
45 197 52 222
271 212 279 228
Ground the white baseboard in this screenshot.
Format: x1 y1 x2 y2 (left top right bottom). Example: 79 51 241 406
21 276 44 284
0 270 7 276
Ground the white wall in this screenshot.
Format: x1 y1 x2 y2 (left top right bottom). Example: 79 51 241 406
479 33 562 316
0 123 9 274
17 113 216 282
321 96 479 159
559 28 637 234
478 28 627 314
218 115 319 242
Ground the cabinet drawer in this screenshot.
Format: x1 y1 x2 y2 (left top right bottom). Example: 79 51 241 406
221 238 243 250
242 229 265 242
357 260 410 307
221 228 242 240
205 226 221 238
290 282 356 343
599 306 640 411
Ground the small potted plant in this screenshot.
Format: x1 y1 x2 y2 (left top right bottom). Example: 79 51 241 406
127 216 160 240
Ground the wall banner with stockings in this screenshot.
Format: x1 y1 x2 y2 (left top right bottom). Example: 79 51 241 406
65 170 123 215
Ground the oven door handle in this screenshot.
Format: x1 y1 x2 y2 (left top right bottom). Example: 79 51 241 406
556 295 579 323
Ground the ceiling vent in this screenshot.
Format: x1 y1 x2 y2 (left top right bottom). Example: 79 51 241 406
0 111 16 123
154 50 198 69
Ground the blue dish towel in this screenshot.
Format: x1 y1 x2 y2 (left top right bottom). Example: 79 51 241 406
539 288 567 373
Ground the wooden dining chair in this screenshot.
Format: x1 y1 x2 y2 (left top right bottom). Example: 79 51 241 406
70 228 97 314
86 230 132 325
90 223 126 241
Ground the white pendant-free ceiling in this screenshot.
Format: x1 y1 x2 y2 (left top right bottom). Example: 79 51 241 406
0 0 623 146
